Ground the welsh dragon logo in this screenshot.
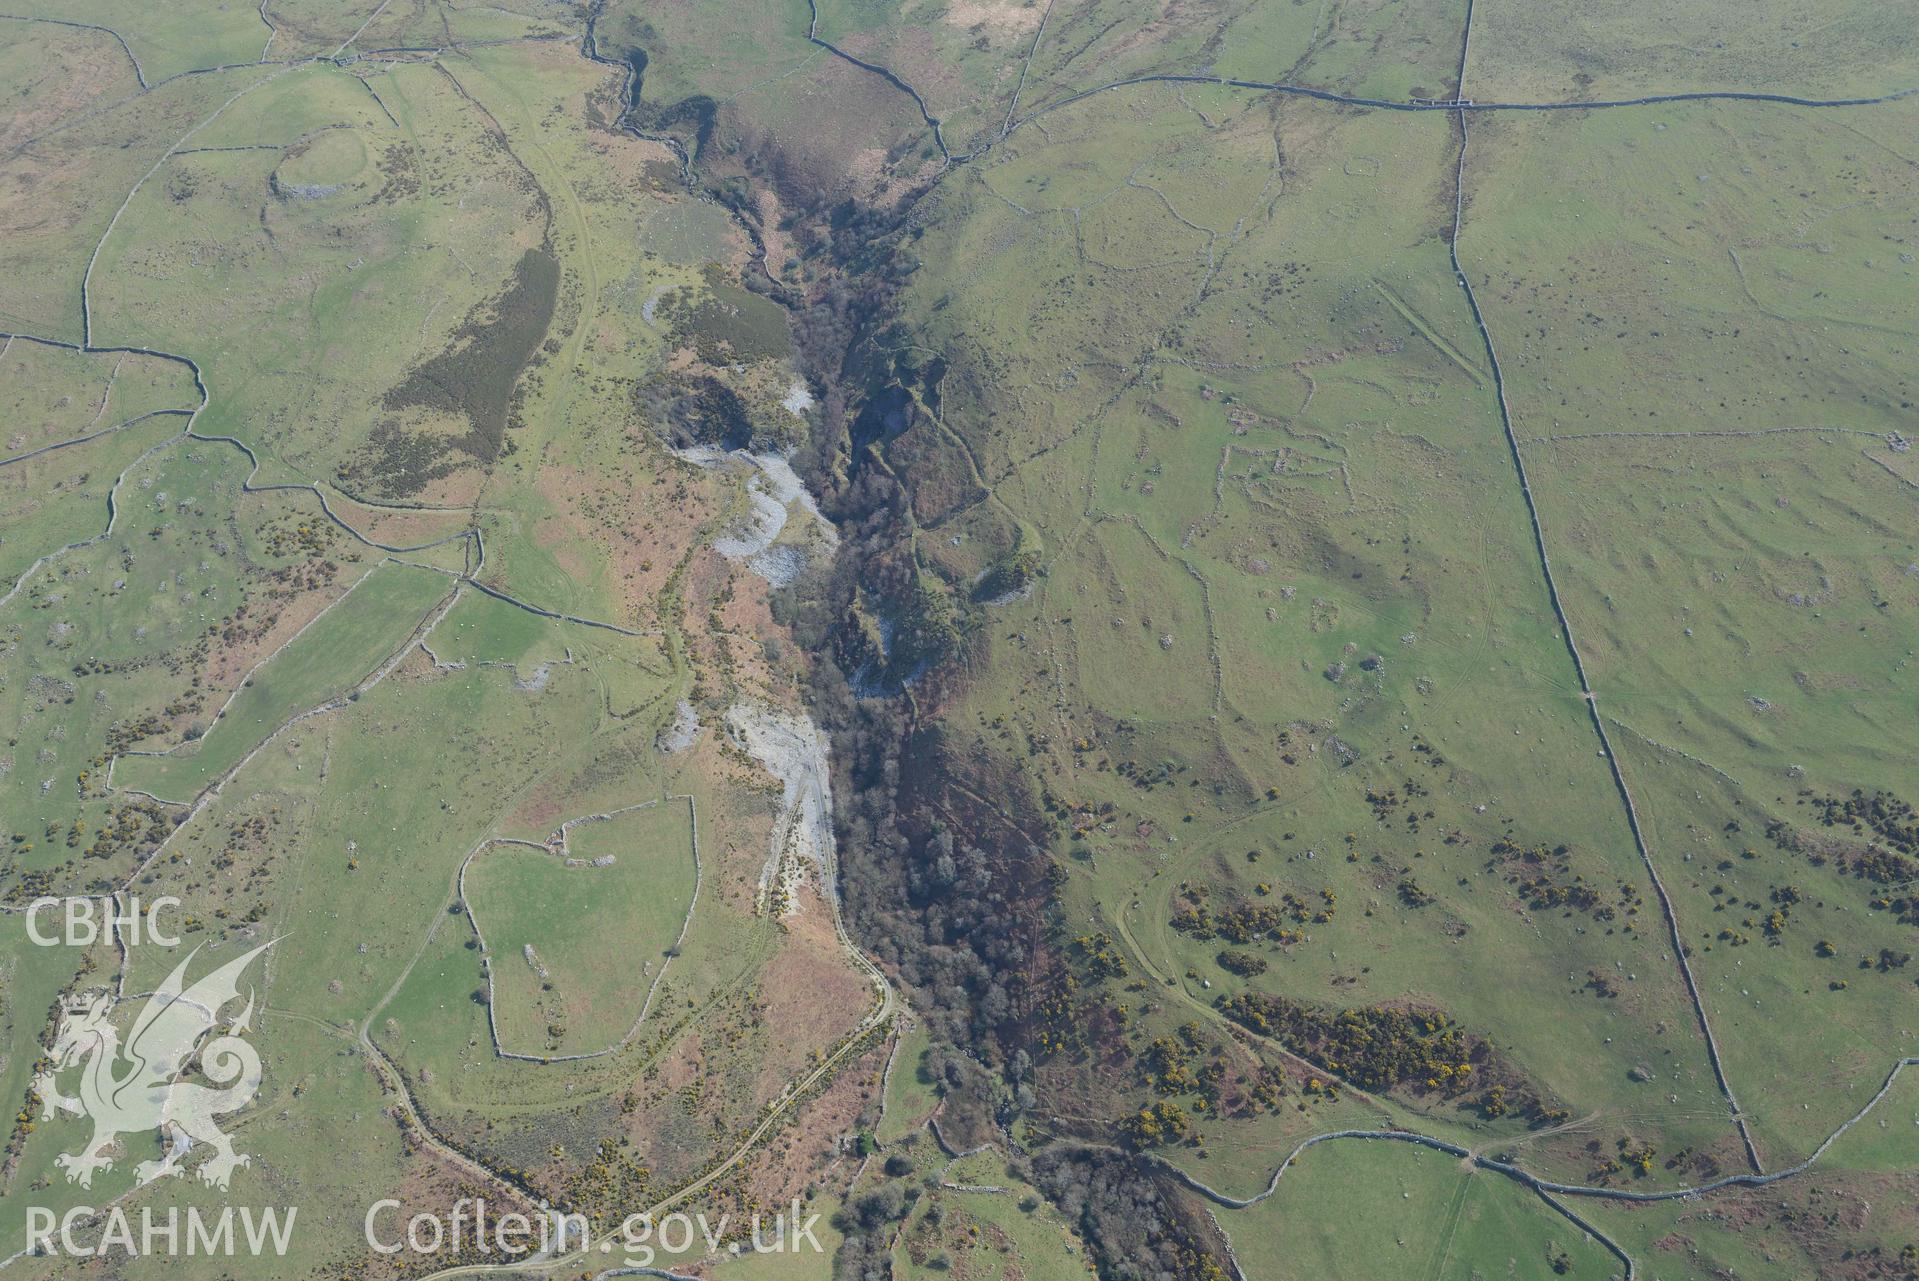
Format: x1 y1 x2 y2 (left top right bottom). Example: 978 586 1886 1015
33 941 274 1191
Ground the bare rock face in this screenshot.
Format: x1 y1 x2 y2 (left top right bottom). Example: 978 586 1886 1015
656 699 701 753
726 700 836 915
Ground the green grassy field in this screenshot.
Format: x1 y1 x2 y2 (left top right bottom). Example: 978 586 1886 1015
0 61 279 342
466 798 699 1058
1578 1077 1919 1281
0 341 196 456
0 406 183 591
893 87 1745 1188
707 1191 846 1281
0 918 99 1252
0 436 388 888
877 1020 943 1144
894 1155 1090 1281
5 3 268 83
1216 1141 1620 1280
807 0 1469 158
1457 95 1919 1166
113 559 453 801
84 60 540 488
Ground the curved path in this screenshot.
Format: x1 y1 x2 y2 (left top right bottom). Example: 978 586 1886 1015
580 0 790 286
1152 1056 1919 1211
402 967 895 1281
1126 1052 1919 1280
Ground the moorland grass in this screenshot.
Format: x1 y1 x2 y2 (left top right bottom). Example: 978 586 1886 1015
907 94 1739 1184
113 559 454 801
1466 0 1919 100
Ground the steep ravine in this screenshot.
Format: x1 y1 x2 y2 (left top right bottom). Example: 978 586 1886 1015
581 9 1241 1276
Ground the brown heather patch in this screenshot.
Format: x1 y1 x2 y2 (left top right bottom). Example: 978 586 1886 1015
748 884 875 1110
732 1037 890 1220
323 494 473 553
1 31 135 139
201 569 357 693
346 1139 543 1281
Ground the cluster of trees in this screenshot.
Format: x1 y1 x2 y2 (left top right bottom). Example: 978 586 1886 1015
1808 788 1918 856
1397 876 1436 908
1075 932 1131 981
833 1174 920 1281
1168 883 1323 943
1761 790 1919 928
563 1140 655 1232
1118 1100 1194 1148
1215 992 1540 1115
766 220 1056 1067
706 106 1237 1281
638 371 757 450
1215 949 1267 977
1856 846 1918 885
974 544 1042 602
1137 1025 1228 1105
78 799 176 867
1491 837 1641 924
1032 1149 1230 1281
888 573 962 675
1585 1136 1659 1183
787 355 1241 1280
